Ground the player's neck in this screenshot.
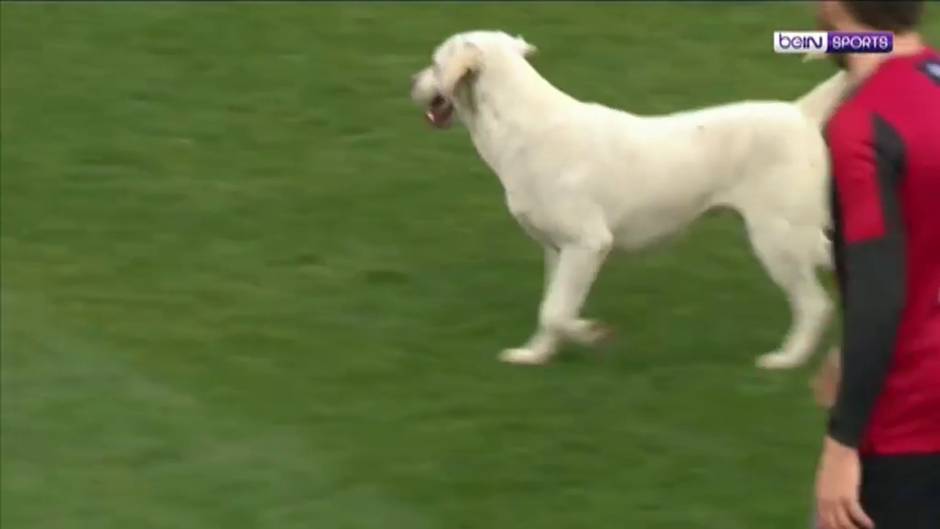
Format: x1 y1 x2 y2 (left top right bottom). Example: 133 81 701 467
846 31 925 82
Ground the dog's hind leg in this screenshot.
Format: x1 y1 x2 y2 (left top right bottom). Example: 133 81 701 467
745 217 832 370
500 232 613 365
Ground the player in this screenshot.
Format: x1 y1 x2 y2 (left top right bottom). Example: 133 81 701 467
811 1 940 529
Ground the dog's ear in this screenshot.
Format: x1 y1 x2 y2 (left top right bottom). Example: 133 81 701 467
515 35 537 58
440 41 482 99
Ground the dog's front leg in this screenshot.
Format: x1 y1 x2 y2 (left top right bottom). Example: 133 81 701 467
500 234 613 365
542 245 559 293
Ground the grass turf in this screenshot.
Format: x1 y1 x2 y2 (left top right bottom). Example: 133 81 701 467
2 3 937 528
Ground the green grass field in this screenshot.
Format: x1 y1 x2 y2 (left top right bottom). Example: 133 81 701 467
2 3 937 528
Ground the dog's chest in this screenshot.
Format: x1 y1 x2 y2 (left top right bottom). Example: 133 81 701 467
505 191 564 245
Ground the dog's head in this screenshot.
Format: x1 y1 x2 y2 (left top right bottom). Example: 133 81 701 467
410 30 537 129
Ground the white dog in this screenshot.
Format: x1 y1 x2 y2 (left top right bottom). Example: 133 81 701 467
411 30 852 368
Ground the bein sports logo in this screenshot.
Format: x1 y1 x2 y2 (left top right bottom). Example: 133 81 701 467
774 31 893 54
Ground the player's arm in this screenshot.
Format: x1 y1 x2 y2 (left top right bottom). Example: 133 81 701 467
827 110 907 449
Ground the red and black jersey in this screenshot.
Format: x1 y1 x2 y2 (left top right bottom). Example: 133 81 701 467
826 48 940 456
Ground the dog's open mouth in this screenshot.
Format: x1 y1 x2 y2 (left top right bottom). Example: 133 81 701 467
425 95 454 129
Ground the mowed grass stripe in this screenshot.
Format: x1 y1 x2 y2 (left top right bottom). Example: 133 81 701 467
0 289 434 529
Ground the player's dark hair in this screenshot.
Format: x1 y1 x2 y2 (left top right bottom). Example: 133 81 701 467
842 1 925 32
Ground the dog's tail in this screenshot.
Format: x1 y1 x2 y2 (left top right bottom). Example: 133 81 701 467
794 58 855 127
796 55 844 271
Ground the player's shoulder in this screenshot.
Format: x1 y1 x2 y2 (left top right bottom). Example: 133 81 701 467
864 48 940 101
912 48 940 87
826 49 940 143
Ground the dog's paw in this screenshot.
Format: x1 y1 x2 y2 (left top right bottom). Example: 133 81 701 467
499 348 551 366
756 351 805 370
569 320 615 347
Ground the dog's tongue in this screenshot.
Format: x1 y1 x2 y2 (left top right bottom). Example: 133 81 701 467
425 106 451 128
425 96 453 129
